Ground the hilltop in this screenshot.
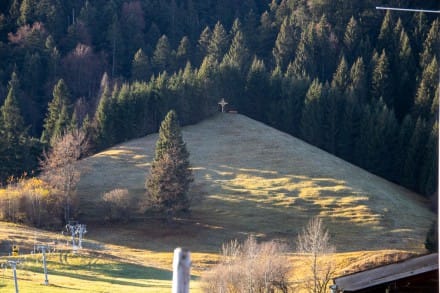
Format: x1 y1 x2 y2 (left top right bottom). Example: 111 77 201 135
77 113 434 252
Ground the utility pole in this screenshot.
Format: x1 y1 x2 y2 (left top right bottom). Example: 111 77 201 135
37 246 49 285
8 260 20 293
172 247 191 293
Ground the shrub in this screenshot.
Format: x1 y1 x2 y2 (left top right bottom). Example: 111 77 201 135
202 235 291 292
102 189 133 222
0 177 61 227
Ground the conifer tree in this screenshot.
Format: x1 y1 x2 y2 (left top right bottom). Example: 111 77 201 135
197 26 212 63
145 110 193 221
94 73 115 149
402 118 429 189
347 57 366 102
420 19 439 69
244 57 269 120
152 35 172 73
131 48 150 81
343 16 360 62
176 36 192 68
0 73 30 180
371 50 391 106
207 21 229 62
222 29 249 72
377 11 395 55
419 122 438 196
301 79 324 147
395 28 415 119
273 17 295 70
413 57 438 118
41 79 71 146
331 55 349 97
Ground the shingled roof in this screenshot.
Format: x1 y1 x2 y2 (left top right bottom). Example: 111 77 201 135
332 253 438 292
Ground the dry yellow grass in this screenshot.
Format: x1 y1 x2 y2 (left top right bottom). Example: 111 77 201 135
0 113 435 291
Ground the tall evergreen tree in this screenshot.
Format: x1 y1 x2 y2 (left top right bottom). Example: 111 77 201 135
419 121 438 196
343 16 360 63
207 21 229 62
152 35 172 73
176 36 192 69
145 110 193 221
402 118 429 190
347 57 367 102
222 29 250 72
394 28 415 119
197 26 212 63
131 48 150 81
413 57 439 119
41 79 71 146
301 79 324 147
420 19 439 69
371 50 391 106
0 72 31 181
273 17 295 70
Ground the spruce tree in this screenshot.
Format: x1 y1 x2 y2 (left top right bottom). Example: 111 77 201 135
371 50 391 106
41 79 71 146
152 35 172 73
273 17 295 70
145 110 193 221
207 21 229 62
0 76 27 179
131 48 150 81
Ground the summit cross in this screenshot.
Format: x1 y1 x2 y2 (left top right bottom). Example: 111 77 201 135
218 98 228 113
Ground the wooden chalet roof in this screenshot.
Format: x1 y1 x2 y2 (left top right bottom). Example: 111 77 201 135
333 253 439 291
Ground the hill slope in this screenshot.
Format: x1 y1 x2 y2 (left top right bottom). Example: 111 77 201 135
78 113 434 252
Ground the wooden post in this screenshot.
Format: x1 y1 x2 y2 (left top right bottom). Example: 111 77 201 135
172 247 191 293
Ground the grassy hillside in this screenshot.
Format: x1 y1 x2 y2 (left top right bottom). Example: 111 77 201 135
0 113 435 291
79 113 434 251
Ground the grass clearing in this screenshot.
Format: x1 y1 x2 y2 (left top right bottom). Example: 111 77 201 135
0 114 435 291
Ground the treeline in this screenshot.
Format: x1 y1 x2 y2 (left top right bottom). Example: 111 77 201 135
0 0 438 201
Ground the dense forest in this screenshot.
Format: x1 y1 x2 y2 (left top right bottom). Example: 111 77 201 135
0 0 438 205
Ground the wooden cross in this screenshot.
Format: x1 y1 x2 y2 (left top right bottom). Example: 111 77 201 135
218 98 228 112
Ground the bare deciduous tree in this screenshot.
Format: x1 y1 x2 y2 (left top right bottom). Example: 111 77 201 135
296 217 336 293
202 235 291 292
40 129 88 223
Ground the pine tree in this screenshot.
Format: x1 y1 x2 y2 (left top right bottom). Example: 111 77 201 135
371 50 391 106
131 48 150 81
331 55 349 97
145 110 193 221
152 35 172 73
394 28 415 119
273 17 295 70
0 73 31 181
197 26 212 63
176 36 192 68
413 57 438 118
402 118 429 190
420 19 439 69
41 79 71 146
222 28 250 72
301 79 324 147
418 121 438 196
207 21 229 62
244 57 269 120
343 16 360 63
377 11 395 55
347 57 367 102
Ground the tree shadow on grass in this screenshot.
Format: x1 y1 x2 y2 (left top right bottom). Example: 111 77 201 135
26 262 175 288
